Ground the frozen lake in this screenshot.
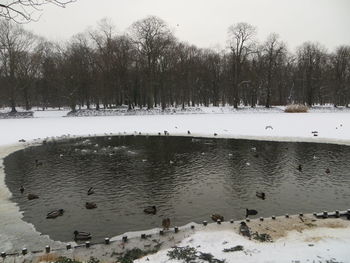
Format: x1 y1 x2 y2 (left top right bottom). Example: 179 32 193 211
4 135 350 243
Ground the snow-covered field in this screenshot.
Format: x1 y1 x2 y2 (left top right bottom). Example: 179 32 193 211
1 107 350 147
0 107 350 262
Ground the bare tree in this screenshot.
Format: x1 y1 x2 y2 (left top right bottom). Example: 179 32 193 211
35 39 64 109
129 16 174 109
228 22 256 108
261 33 287 107
89 19 118 109
0 20 36 112
296 42 327 106
331 45 350 106
0 0 75 23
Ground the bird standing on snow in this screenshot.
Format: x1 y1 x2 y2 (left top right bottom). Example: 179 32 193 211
239 222 251 238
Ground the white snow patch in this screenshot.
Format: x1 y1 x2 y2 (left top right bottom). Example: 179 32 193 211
135 227 350 263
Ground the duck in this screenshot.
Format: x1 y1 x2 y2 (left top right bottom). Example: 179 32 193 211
20 185 25 194
143 206 157 214
211 213 224 222
162 218 171 230
239 222 251 238
187 130 191 135
35 160 43 167
246 208 258 218
256 191 265 200
297 164 302 172
325 168 330 174
214 133 218 136
85 202 97 209
87 187 94 195
73 230 91 241
27 193 39 200
46 209 64 219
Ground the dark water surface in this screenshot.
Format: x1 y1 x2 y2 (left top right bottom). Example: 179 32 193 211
4 136 350 242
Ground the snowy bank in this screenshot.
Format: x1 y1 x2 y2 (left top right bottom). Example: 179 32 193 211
0 110 350 147
1 214 349 263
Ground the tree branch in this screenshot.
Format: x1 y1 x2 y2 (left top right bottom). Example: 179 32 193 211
0 0 76 23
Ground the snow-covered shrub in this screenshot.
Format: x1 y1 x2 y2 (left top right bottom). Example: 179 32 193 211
284 104 308 113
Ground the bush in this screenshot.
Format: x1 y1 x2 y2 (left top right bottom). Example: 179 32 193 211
167 246 225 263
118 247 159 263
167 246 197 263
54 257 82 263
252 232 272 242
284 104 309 113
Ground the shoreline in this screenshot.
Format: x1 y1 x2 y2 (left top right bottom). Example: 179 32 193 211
1 213 349 263
0 143 66 253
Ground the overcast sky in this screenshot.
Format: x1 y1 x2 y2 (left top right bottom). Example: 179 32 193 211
24 0 350 52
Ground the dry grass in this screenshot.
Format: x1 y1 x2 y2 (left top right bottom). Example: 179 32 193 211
284 104 309 113
36 253 59 262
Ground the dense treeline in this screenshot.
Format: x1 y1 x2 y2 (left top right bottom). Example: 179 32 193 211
0 16 350 112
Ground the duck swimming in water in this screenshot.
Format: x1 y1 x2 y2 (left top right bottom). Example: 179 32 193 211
35 160 43 167
20 185 25 194
85 202 97 209
211 214 224 222
298 164 302 172
162 218 171 230
246 208 258 218
27 193 39 200
46 209 64 219
256 191 265 200
73 231 91 241
87 187 94 195
143 206 157 214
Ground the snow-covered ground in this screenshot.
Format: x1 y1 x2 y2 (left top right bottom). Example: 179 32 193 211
0 107 350 147
135 225 350 263
0 107 350 262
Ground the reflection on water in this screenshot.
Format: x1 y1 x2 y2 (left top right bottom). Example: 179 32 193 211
4 136 350 242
